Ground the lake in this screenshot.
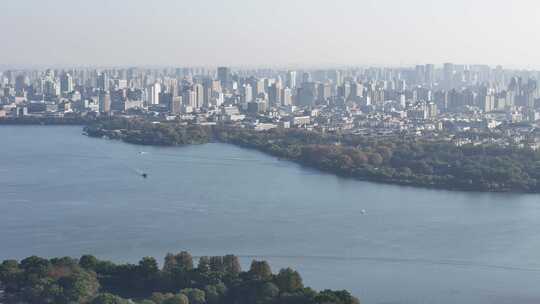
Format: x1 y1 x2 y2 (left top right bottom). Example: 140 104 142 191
1 125 540 304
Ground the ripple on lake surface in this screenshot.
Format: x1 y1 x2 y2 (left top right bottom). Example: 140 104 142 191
1 125 540 304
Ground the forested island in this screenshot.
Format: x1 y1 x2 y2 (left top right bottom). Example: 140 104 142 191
83 118 540 193
0 252 359 304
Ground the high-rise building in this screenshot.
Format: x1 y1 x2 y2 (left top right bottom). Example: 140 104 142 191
114 79 128 90
482 94 495 112
281 88 293 106
247 99 267 114
217 67 232 91
110 89 127 112
202 78 214 107
171 96 182 114
97 72 109 91
415 65 425 85
328 70 342 86
14 75 28 96
302 72 312 84
193 83 204 108
149 82 161 105
3 70 14 85
318 83 332 102
126 89 143 101
210 92 224 107
182 90 197 108
60 73 73 94
241 84 253 104
425 64 435 88
443 63 454 89
253 79 265 98
159 92 173 107
268 83 282 107
338 83 351 100
426 102 438 118
298 82 318 106
167 78 179 96
42 78 59 99
98 91 111 113
350 82 364 101
287 71 297 89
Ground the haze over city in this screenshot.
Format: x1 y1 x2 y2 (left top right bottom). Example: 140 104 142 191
2 0 540 68
3 2 540 304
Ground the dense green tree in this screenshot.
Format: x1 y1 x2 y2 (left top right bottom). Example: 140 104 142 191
248 261 272 281
164 252 194 273
139 257 160 277
222 255 241 275
162 294 189 304
275 268 303 293
180 288 206 304
20 256 51 277
204 283 227 304
315 290 360 304
56 268 100 303
0 260 21 292
79 255 99 271
91 293 129 304
151 292 174 303
197 256 211 273
85 118 211 146
1 252 358 304
368 153 383 166
209 256 224 273
258 282 279 303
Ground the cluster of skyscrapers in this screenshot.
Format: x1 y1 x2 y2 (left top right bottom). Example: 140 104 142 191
0 64 539 124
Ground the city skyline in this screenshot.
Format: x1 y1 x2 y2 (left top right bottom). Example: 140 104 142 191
2 63 539 122
2 2 540 303
2 0 540 68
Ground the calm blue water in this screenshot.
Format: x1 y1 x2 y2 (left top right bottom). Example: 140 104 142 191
1 126 540 304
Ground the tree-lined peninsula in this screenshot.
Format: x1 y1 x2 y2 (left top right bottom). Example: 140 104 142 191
83 118 540 193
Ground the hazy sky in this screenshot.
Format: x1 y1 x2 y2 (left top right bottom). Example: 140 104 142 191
2 0 540 68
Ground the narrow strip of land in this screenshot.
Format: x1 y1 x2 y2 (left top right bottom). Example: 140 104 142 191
83 118 540 193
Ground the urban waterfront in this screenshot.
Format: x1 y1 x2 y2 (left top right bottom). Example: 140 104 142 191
2 125 540 304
